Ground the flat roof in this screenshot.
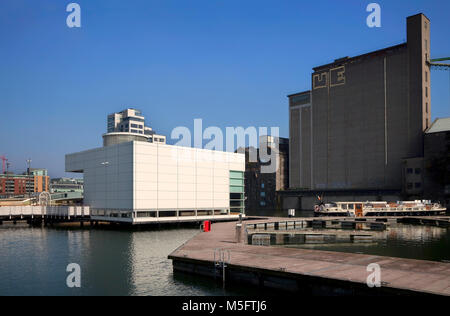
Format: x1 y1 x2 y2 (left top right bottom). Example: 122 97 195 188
313 43 407 72
426 117 450 134
287 90 311 98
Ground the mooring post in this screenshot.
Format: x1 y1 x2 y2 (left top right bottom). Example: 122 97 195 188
235 223 242 243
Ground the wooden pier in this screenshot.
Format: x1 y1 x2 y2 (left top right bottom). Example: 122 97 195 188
169 218 450 296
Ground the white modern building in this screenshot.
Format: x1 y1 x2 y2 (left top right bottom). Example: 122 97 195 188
66 141 245 224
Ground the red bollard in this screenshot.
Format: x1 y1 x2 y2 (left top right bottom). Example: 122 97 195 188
203 220 211 232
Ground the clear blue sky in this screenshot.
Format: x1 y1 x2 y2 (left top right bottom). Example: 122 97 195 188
0 0 449 178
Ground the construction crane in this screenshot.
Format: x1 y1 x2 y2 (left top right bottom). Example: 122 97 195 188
0 156 7 174
429 57 450 70
429 57 450 108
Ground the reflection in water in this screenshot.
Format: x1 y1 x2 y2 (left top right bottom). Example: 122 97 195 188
287 224 450 262
0 226 270 296
0 222 448 296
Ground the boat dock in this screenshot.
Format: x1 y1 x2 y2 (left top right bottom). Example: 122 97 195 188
169 218 450 296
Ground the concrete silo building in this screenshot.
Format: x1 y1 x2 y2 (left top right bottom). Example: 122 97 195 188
285 14 432 210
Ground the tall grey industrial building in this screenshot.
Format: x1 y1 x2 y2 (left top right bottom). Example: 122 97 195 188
289 14 431 194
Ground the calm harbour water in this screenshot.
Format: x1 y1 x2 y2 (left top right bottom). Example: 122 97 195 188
0 225 260 296
0 212 449 296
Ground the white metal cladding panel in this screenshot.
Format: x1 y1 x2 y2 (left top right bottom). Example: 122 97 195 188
135 182 158 191
158 191 177 200
135 172 157 182
214 168 229 178
197 200 214 208
68 143 134 210
213 182 229 191
158 199 176 208
197 183 213 192
214 192 229 200
158 182 177 191
196 167 213 177
229 162 244 171
135 199 157 209
178 199 196 209
178 191 195 200
197 192 213 200
178 183 195 192
178 174 196 183
213 199 229 208
134 153 158 164
135 190 158 200
178 166 196 175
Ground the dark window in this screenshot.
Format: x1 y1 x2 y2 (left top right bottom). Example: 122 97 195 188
415 168 421 174
407 183 413 189
415 182 422 188
407 168 413 174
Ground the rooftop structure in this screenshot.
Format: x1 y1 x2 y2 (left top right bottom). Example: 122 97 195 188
426 117 450 134
104 108 166 146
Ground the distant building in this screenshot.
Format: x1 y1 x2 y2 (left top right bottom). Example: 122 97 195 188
50 178 84 194
243 136 289 214
0 168 49 196
423 118 450 209
104 108 166 146
285 14 432 210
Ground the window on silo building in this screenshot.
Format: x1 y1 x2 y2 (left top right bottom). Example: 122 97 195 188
229 170 244 214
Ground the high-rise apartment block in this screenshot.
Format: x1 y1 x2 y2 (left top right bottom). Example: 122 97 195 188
104 108 166 146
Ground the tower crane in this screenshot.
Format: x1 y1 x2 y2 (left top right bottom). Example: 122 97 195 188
429 57 450 70
428 57 450 109
0 156 7 174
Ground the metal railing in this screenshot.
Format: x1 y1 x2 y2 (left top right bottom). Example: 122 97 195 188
0 206 90 218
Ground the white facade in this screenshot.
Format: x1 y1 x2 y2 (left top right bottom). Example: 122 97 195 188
66 141 245 223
